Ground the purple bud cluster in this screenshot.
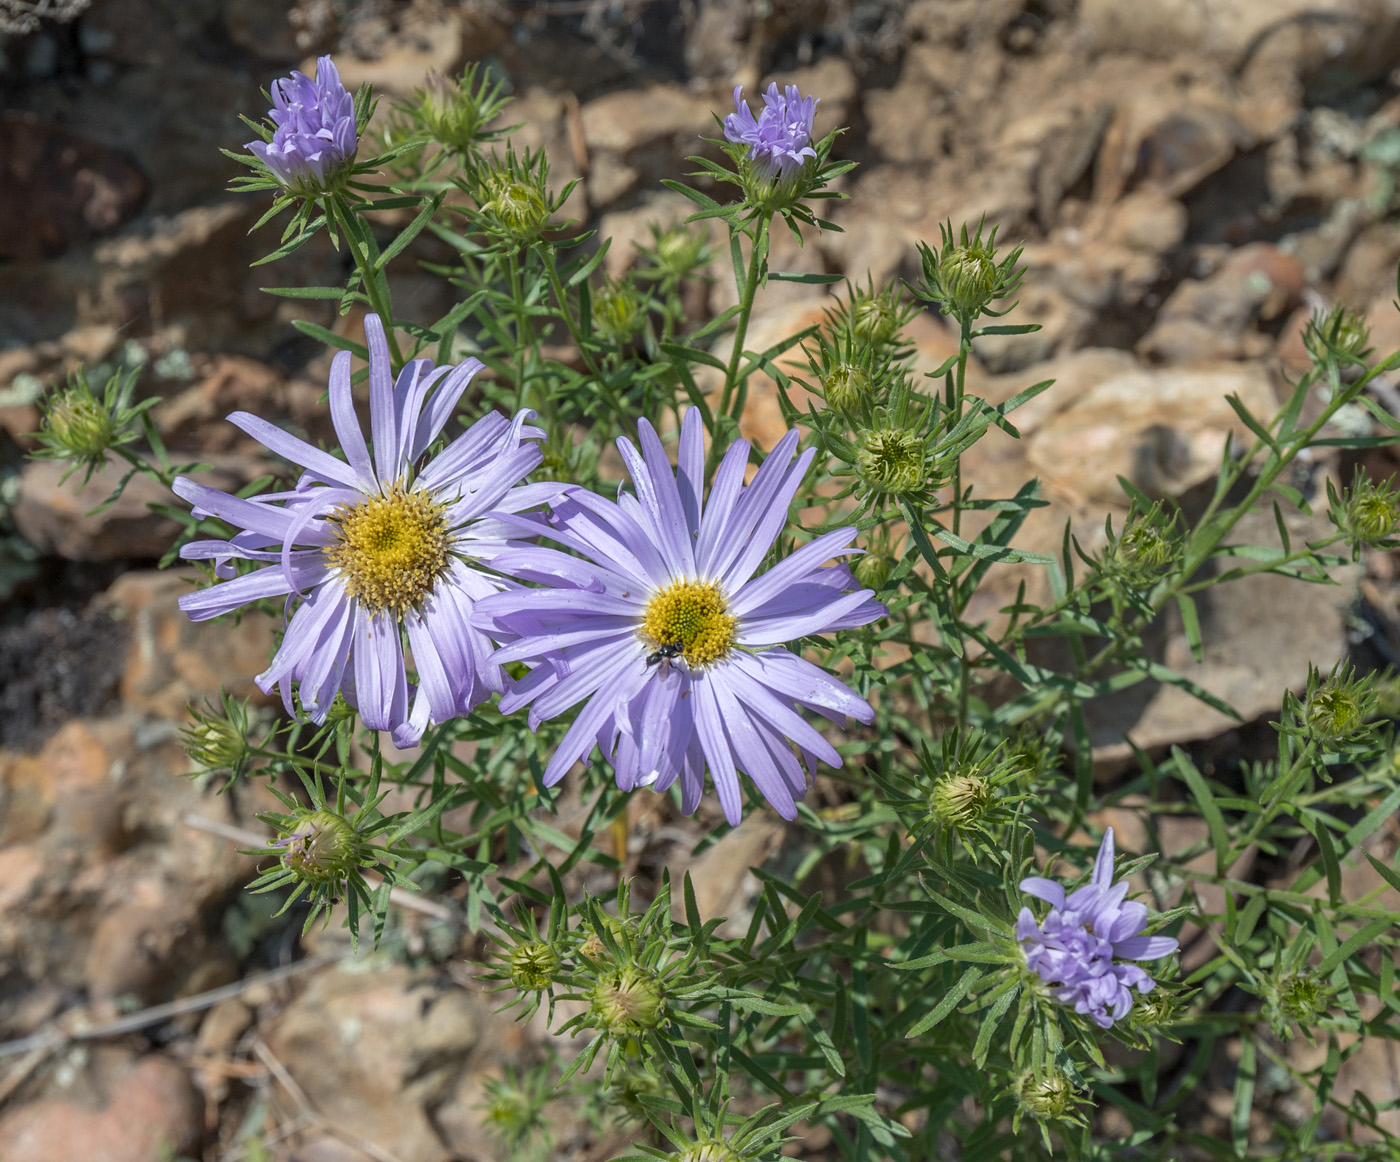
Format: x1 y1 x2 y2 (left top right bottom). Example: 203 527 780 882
247 55 357 192
722 82 818 181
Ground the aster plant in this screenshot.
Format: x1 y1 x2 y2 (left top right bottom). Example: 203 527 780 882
474 408 885 824
37 50 1400 1162
172 313 552 746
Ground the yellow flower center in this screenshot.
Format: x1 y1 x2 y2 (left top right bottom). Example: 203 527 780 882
324 481 451 617
641 579 736 668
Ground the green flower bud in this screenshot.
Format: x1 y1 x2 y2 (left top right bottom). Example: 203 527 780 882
275 808 368 886
928 770 994 831
594 277 644 341
1348 487 1399 544
589 964 665 1035
508 940 562 993
670 1142 745 1162
853 546 894 591
1269 971 1328 1027
45 390 116 460
482 175 549 239
850 293 901 346
1132 987 1178 1028
855 427 927 498
938 244 999 321
1108 504 1182 587
821 363 872 413
648 224 710 281
181 696 260 781
1303 663 1377 741
1304 303 1372 368
1016 1069 1078 1120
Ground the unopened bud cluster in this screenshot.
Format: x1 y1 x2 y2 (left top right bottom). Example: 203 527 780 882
35 368 147 478
1015 1069 1080 1121
1329 467 1400 555
474 149 553 242
1301 662 1377 743
409 63 510 156
1107 504 1182 588
912 219 1025 328
1304 303 1372 369
275 807 369 886
589 963 666 1035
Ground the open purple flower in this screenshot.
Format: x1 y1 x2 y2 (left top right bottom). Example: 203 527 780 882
472 409 885 825
1018 829 1178 1029
247 55 357 192
172 313 552 748
722 82 818 181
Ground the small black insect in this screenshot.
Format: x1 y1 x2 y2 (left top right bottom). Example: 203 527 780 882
645 641 685 667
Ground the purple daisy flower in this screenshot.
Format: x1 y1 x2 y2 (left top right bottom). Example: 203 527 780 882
1017 829 1179 1030
472 408 886 825
722 82 819 182
172 313 553 748
247 55 357 192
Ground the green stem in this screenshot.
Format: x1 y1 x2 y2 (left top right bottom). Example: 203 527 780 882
717 215 769 428
329 196 405 369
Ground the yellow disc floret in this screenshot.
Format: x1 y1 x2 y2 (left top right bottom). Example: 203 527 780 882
324 481 451 617
642 579 737 668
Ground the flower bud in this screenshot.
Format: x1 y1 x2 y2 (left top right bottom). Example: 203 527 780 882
594 277 644 341
1131 986 1178 1027
182 696 259 781
928 770 994 832
1304 303 1372 368
1108 504 1182 587
508 940 562 993
1267 971 1329 1037
912 219 1025 328
1333 468 1400 553
937 244 999 321
670 1141 745 1162
589 964 665 1035
1015 1069 1078 1120
646 223 710 282
855 427 927 498
482 175 549 239
1303 663 1376 742
850 292 901 347
44 390 116 461
853 546 894 591
275 808 367 886
821 363 872 413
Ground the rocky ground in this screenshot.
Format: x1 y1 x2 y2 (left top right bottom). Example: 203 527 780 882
4 0 1400 1159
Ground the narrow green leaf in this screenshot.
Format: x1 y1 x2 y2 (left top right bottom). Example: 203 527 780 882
1176 592 1204 664
1172 747 1229 873
905 967 983 1038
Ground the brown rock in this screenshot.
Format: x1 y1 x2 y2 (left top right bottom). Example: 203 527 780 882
0 115 148 261
1101 189 1188 255
84 900 200 1002
267 964 483 1162
14 454 270 563
1096 98 1250 203
106 569 279 717
0 1053 201 1162
1138 243 1305 364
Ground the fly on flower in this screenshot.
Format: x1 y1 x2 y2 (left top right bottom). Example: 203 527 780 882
1018 829 1178 1029
473 408 886 824
171 313 555 748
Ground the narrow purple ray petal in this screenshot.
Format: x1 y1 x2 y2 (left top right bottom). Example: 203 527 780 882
676 406 705 532
327 349 374 487
364 314 399 483
226 412 361 489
